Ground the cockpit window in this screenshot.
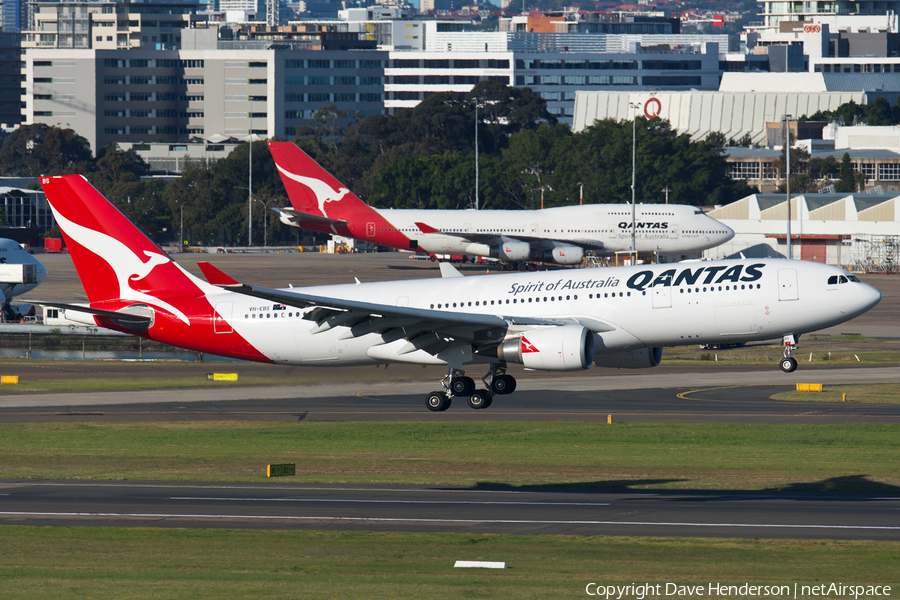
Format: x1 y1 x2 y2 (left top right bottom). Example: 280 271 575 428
694 210 703 215
839 276 849 284
828 275 838 285
848 275 860 282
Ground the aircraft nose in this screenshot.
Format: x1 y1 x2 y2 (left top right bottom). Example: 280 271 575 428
721 223 735 243
857 282 882 314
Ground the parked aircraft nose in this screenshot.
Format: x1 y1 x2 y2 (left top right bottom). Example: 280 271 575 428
718 223 735 244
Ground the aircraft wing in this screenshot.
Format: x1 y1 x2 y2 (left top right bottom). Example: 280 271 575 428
414 222 604 250
198 263 614 354
277 207 348 228
414 222 502 244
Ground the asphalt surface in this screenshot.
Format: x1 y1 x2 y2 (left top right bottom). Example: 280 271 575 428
5 252 899 539
1 480 898 540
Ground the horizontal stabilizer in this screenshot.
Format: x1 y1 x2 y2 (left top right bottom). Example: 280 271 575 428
278 208 348 227
197 262 241 287
26 300 151 321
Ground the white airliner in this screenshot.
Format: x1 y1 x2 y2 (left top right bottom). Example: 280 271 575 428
268 142 735 266
0 238 47 320
36 175 880 411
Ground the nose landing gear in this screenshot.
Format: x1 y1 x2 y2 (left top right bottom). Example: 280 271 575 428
780 334 798 373
425 364 517 412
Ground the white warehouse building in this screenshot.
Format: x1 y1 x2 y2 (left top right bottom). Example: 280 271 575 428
702 193 900 273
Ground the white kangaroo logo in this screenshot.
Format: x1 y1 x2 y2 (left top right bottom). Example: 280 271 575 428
276 164 350 218
49 206 190 325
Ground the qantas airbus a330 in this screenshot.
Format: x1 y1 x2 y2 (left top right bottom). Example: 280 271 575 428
268 142 735 267
35 175 880 411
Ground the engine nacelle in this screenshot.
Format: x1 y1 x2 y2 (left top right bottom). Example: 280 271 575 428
594 347 662 369
497 325 594 371
491 240 530 262
541 245 584 265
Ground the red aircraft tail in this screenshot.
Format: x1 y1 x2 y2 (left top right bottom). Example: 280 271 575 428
39 175 208 323
268 142 371 220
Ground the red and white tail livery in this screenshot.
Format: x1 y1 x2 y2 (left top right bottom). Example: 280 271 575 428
269 141 737 266
37 174 881 412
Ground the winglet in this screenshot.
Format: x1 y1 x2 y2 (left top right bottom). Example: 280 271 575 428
415 222 441 234
439 262 465 278
198 262 242 287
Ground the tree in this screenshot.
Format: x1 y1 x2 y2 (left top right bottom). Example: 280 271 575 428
0 124 92 176
836 152 856 193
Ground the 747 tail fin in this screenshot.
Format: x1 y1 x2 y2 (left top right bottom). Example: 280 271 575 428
268 142 369 220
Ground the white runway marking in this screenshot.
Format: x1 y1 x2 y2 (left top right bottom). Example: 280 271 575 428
0 511 898 531
169 497 610 506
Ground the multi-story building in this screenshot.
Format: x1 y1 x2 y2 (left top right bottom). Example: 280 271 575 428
25 0 207 50
385 29 725 123
0 32 23 127
22 4 386 154
750 0 900 34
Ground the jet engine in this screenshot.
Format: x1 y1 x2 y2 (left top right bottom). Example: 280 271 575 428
593 347 662 369
497 325 594 371
539 245 584 265
491 240 530 262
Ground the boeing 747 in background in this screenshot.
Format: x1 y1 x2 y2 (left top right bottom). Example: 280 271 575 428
0 238 47 320
268 142 735 267
35 175 880 411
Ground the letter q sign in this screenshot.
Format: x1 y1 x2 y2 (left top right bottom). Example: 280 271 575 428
644 98 662 119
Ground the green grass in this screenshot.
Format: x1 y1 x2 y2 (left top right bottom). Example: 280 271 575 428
772 383 900 404
2 422 900 491
0 527 897 600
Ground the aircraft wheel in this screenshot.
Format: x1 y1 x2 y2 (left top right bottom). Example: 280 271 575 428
450 376 475 396
468 390 492 410
779 357 798 373
492 375 516 395
426 391 450 412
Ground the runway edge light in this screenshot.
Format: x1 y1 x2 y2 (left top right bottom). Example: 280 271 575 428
267 463 296 478
454 561 506 569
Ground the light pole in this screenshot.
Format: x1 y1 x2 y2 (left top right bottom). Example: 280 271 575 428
782 114 792 260
578 181 583 205
662 186 670 204
629 101 642 261
180 202 184 250
473 99 481 210
254 198 277 247
248 101 254 247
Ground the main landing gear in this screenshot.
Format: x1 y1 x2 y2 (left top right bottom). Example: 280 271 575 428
425 364 517 412
779 334 798 373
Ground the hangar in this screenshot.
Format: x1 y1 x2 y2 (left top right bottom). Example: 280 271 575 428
702 192 899 273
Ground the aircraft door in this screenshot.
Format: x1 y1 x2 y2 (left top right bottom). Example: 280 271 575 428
214 302 233 333
778 268 799 301
366 222 375 237
652 285 671 308
530 223 540 235
396 296 409 307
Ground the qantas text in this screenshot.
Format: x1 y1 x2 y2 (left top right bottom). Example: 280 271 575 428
627 263 765 291
617 222 669 230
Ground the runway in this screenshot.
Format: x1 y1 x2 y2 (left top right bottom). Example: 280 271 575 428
0 480 897 540
1 366 898 423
